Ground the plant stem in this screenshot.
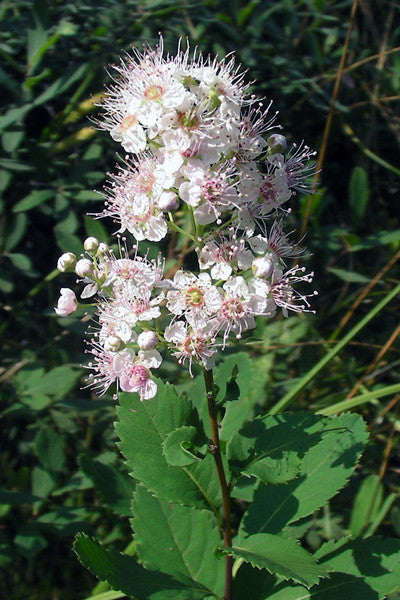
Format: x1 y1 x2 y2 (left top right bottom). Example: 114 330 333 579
203 368 233 600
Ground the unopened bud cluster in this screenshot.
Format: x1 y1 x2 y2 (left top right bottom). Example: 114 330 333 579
54 39 317 400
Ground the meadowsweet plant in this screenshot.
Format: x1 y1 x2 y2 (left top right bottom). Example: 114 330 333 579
54 39 400 600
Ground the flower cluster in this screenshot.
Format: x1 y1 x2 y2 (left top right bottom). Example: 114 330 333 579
55 39 317 400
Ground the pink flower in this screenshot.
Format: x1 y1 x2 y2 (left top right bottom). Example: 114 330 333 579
54 288 77 316
113 348 162 400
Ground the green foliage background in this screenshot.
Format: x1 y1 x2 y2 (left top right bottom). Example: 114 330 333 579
0 0 399 598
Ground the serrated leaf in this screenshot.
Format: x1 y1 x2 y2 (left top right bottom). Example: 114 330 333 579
231 562 276 600
350 474 383 537
183 353 272 441
223 533 329 588
228 413 327 485
133 485 224 595
74 534 209 600
238 413 368 538
116 384 221 511
162 425 207 466
268 537 400 599
79 454 135 516
220 354 274 442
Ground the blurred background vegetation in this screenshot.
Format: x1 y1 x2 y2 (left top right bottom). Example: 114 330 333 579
1 0 399 598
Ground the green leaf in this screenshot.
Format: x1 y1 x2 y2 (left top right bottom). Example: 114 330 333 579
22 365 81 399
2 127 25 152
349 166 369 225
391 506 400 537
231 562 276 600
55 229 83 255
350 475 383 537
37 507 91 536
327 267 370 283
223 533 329 588
7 253 32 271
116 384 221 511
84 215 109 241
133 485 224 595
32 465 56 499
220 355 274 442
4 213 27 251
34 426 65 472
0 489 41 505
162 425 207 466
351 230 400 251
79 454 135 517
74 534 210 600
32 64 89 105
0 531 12 566
20 393 52 411
183 352 272 441
0 158 33 172
14 523 47 559
228 413 327 485
13 189 53 212
268 537 400 599
238 413 368 538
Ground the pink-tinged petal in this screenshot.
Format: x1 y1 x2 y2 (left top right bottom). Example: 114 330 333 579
54 288 77 316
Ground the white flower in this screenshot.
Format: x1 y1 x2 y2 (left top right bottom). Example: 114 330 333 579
166 271 222 326
164 320 217 374
211 276 274 346
110 114 147 153
100 157 172 242
106 254 162 292
198 230 253 280
249 220 304 264
179 163 238 224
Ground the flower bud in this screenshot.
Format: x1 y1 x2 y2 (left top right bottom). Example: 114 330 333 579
137 330 158 350
157 191 179 212
268 134 287 153
97 242 109 256
75 258 94 278
57 252 76 272
84 237 99 253
54 288 77 316
252 256 274 278
104 335 123 352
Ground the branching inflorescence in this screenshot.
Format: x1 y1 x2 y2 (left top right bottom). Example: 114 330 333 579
55 38 317 400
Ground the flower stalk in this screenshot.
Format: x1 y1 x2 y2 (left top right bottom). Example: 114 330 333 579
204 368 233 600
